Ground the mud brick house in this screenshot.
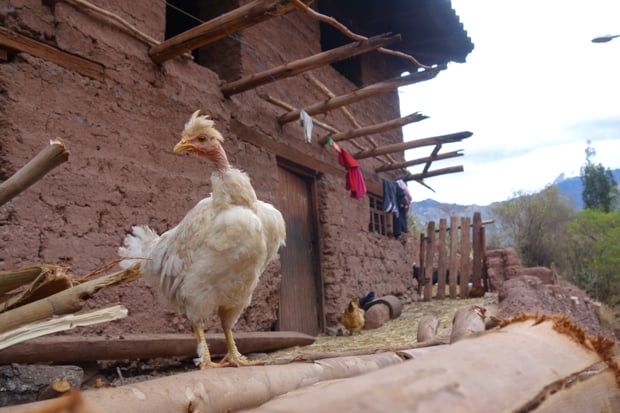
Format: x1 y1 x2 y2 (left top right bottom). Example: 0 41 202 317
0 0 473 335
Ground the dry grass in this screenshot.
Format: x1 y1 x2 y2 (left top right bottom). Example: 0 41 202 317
265 295 493 359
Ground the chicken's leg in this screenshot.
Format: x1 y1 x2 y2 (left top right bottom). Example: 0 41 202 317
217 308 264 367
193 325 221 369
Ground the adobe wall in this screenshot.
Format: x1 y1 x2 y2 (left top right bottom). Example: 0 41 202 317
0 1 418 335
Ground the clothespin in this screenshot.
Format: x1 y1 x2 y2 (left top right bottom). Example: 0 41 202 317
327 137 341 153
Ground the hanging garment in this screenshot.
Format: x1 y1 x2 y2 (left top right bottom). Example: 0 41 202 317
382 179 399 216
338 148 367 199
393 183 409 237
396 179 412 214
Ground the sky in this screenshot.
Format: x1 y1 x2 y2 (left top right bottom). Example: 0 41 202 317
398 0 620 206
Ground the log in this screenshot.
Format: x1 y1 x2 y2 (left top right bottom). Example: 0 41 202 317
0 353 403 413
0 266 141 334
404 165 464 182
354 130 472 159
416 313 439 343
374 150 463 172
0 331 316 364
277 67 444 124
0 305 129 350
449 305 486 343
149 0 307 64
0 265 74 312
238 316 620 413
222 33 400 96
0 27 104 80
318 112 427 145
0 139 69 207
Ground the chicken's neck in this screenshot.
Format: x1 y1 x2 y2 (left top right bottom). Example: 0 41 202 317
209 142 231 174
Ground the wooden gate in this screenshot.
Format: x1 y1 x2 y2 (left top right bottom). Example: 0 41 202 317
276 163 322 335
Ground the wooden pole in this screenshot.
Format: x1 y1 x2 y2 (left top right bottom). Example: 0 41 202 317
472 212 482 289
318 112 427 145
354 131 472 159
404 165 464 182
459 217 471 298
436 218 447 299
418 234 426 295
0 27 104 80
374 150 463 173
423 144 442 174
149 0 303 64
277 67 444 124
259 93 339 133
0 139 69 207
448 216 459 299
222 33 400 96
423 221 435 301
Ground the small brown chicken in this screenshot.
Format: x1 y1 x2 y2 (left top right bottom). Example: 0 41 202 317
340 298 365 335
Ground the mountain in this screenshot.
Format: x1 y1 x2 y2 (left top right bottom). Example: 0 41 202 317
410 168 620 224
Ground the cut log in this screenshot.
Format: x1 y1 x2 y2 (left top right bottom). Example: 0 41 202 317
0 353 403 413
0 139 69 207
149 0 308 64
405 165 464 182
374 150 463 172
277 68 443 124
317 112 427 145
449 304 486 343
417 313 439 343
0 266 141 334
222 33 400 96
240 316 620 413
0 265 74 312
354 130 472 159
0 331 316 364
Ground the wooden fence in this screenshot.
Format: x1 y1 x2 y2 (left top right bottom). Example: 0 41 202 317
417 212 492 301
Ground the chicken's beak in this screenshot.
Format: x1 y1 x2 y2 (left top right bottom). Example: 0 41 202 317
173 137 192 154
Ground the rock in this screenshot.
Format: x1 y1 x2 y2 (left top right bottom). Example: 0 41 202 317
0 364 83 406
364 304 390 330
417 313 439 342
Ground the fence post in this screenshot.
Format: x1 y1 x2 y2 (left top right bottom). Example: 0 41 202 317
449 216 459 299
423 221 435 301
472 212 482 289
459 217 471 298
418 233 426 295
437 218 447 299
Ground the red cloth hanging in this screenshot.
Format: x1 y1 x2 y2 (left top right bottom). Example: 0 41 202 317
338 148 367 199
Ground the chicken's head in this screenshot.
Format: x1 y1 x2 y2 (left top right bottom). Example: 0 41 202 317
174 110 229 171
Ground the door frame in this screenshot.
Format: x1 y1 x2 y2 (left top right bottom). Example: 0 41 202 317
276 157 325 333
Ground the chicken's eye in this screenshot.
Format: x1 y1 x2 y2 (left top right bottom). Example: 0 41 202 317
198 136 207 142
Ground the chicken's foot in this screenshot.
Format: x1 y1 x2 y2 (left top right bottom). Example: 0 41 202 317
217 325 264 367
193 326 221 369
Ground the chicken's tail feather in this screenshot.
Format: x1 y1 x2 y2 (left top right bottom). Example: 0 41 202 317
118 225 159 269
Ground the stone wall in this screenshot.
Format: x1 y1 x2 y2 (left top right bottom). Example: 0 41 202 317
0 1 417 335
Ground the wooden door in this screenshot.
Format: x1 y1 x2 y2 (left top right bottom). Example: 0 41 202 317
277 164 321 335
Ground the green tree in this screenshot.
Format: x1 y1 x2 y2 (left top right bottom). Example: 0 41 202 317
491 186 574 267
581 142 618 212
566 210 620 303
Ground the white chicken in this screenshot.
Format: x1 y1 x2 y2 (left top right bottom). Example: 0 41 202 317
119 110 286 368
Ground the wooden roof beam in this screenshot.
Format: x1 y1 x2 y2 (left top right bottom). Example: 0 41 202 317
354 131 472 160
222 33 401 96
423 144 442 174
277 66 445 124
0 27 104 80
318 112 427 145
149 0 307 64
405 165 464 182
374 150 463 173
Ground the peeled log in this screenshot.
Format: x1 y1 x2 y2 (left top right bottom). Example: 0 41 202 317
244 315 620 413
0 353 402 413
